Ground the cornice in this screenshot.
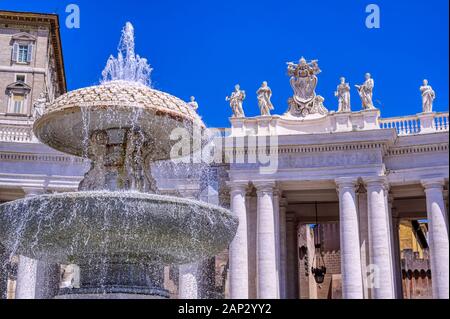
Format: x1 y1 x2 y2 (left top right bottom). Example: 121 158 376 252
386 143 448 156
0 151 84 164
226 141 388 156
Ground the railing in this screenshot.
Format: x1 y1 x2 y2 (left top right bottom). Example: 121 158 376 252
0 124 35 143
434 112 449 132
0 112 448 143
379 115 421 135
380 112 449 136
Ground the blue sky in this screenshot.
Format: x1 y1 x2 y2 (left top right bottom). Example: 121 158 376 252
1 0 448 127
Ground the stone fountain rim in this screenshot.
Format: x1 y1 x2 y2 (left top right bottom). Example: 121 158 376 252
0 190 238 265
34 81 205 131
2 190 231 216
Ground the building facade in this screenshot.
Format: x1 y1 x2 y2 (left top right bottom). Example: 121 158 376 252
0 11 448 299
225 108 449 299
0 10 68 299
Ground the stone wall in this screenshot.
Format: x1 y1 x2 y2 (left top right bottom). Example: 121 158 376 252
316 251 342 299
298 223 342 299
401 249 432 299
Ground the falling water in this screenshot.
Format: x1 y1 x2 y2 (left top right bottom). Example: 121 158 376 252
101 22 153 86
0 21 237 299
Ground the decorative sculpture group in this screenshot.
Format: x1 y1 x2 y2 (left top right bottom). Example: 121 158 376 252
286 57 328 117
226 57 436 117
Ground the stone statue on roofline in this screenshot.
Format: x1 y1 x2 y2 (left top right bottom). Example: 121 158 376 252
335 77 351 112
226 84 246 118
355 73 375 110
420 79 435 113
32 91 48 119
187 96 199 112
257 81 274 116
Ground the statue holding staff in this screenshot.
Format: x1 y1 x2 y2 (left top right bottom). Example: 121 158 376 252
226 84 246 118
355 73 375 110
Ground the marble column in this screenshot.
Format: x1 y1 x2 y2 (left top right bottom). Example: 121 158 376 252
246 193 258 299
357 184 371 299
391 213 403 299
228 181 249 299
177 189 201 299
335 177 364 299
421 178 449 299
364 177 395 299
178 263 199 299
285 212 298 299
387 195 403 299
255 181 278 299
273 189 281 298
15 188 60 299
279 198 288 299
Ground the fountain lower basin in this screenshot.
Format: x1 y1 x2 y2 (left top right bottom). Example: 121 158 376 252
0 191 238 265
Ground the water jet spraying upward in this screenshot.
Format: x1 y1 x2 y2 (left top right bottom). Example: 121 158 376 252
102 22 153 86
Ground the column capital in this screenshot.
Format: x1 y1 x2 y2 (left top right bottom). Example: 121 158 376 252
273 187 283 198
362 176 389 190
226 181 249 193
335 177 359 190
253 180 276 194
280 197 288 208
421 177 445 190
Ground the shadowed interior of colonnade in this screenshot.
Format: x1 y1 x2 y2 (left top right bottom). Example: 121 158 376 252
272 183 445 299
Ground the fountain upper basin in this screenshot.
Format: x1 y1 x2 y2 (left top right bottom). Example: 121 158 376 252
0 191 238 265
34 81 205 160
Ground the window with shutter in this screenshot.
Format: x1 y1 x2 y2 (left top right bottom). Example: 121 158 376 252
27 44 33 62
11 43 19 62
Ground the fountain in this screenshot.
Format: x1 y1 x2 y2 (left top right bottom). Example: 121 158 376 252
0 22 238 299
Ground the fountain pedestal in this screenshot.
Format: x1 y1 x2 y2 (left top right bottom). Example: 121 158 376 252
57 262 168 299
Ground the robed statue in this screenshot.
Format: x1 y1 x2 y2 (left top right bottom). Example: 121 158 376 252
355 73 375 110
334 77 351 112
420 79 435 113
256 81 274 116
226 84 246 118
187 96 199 112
